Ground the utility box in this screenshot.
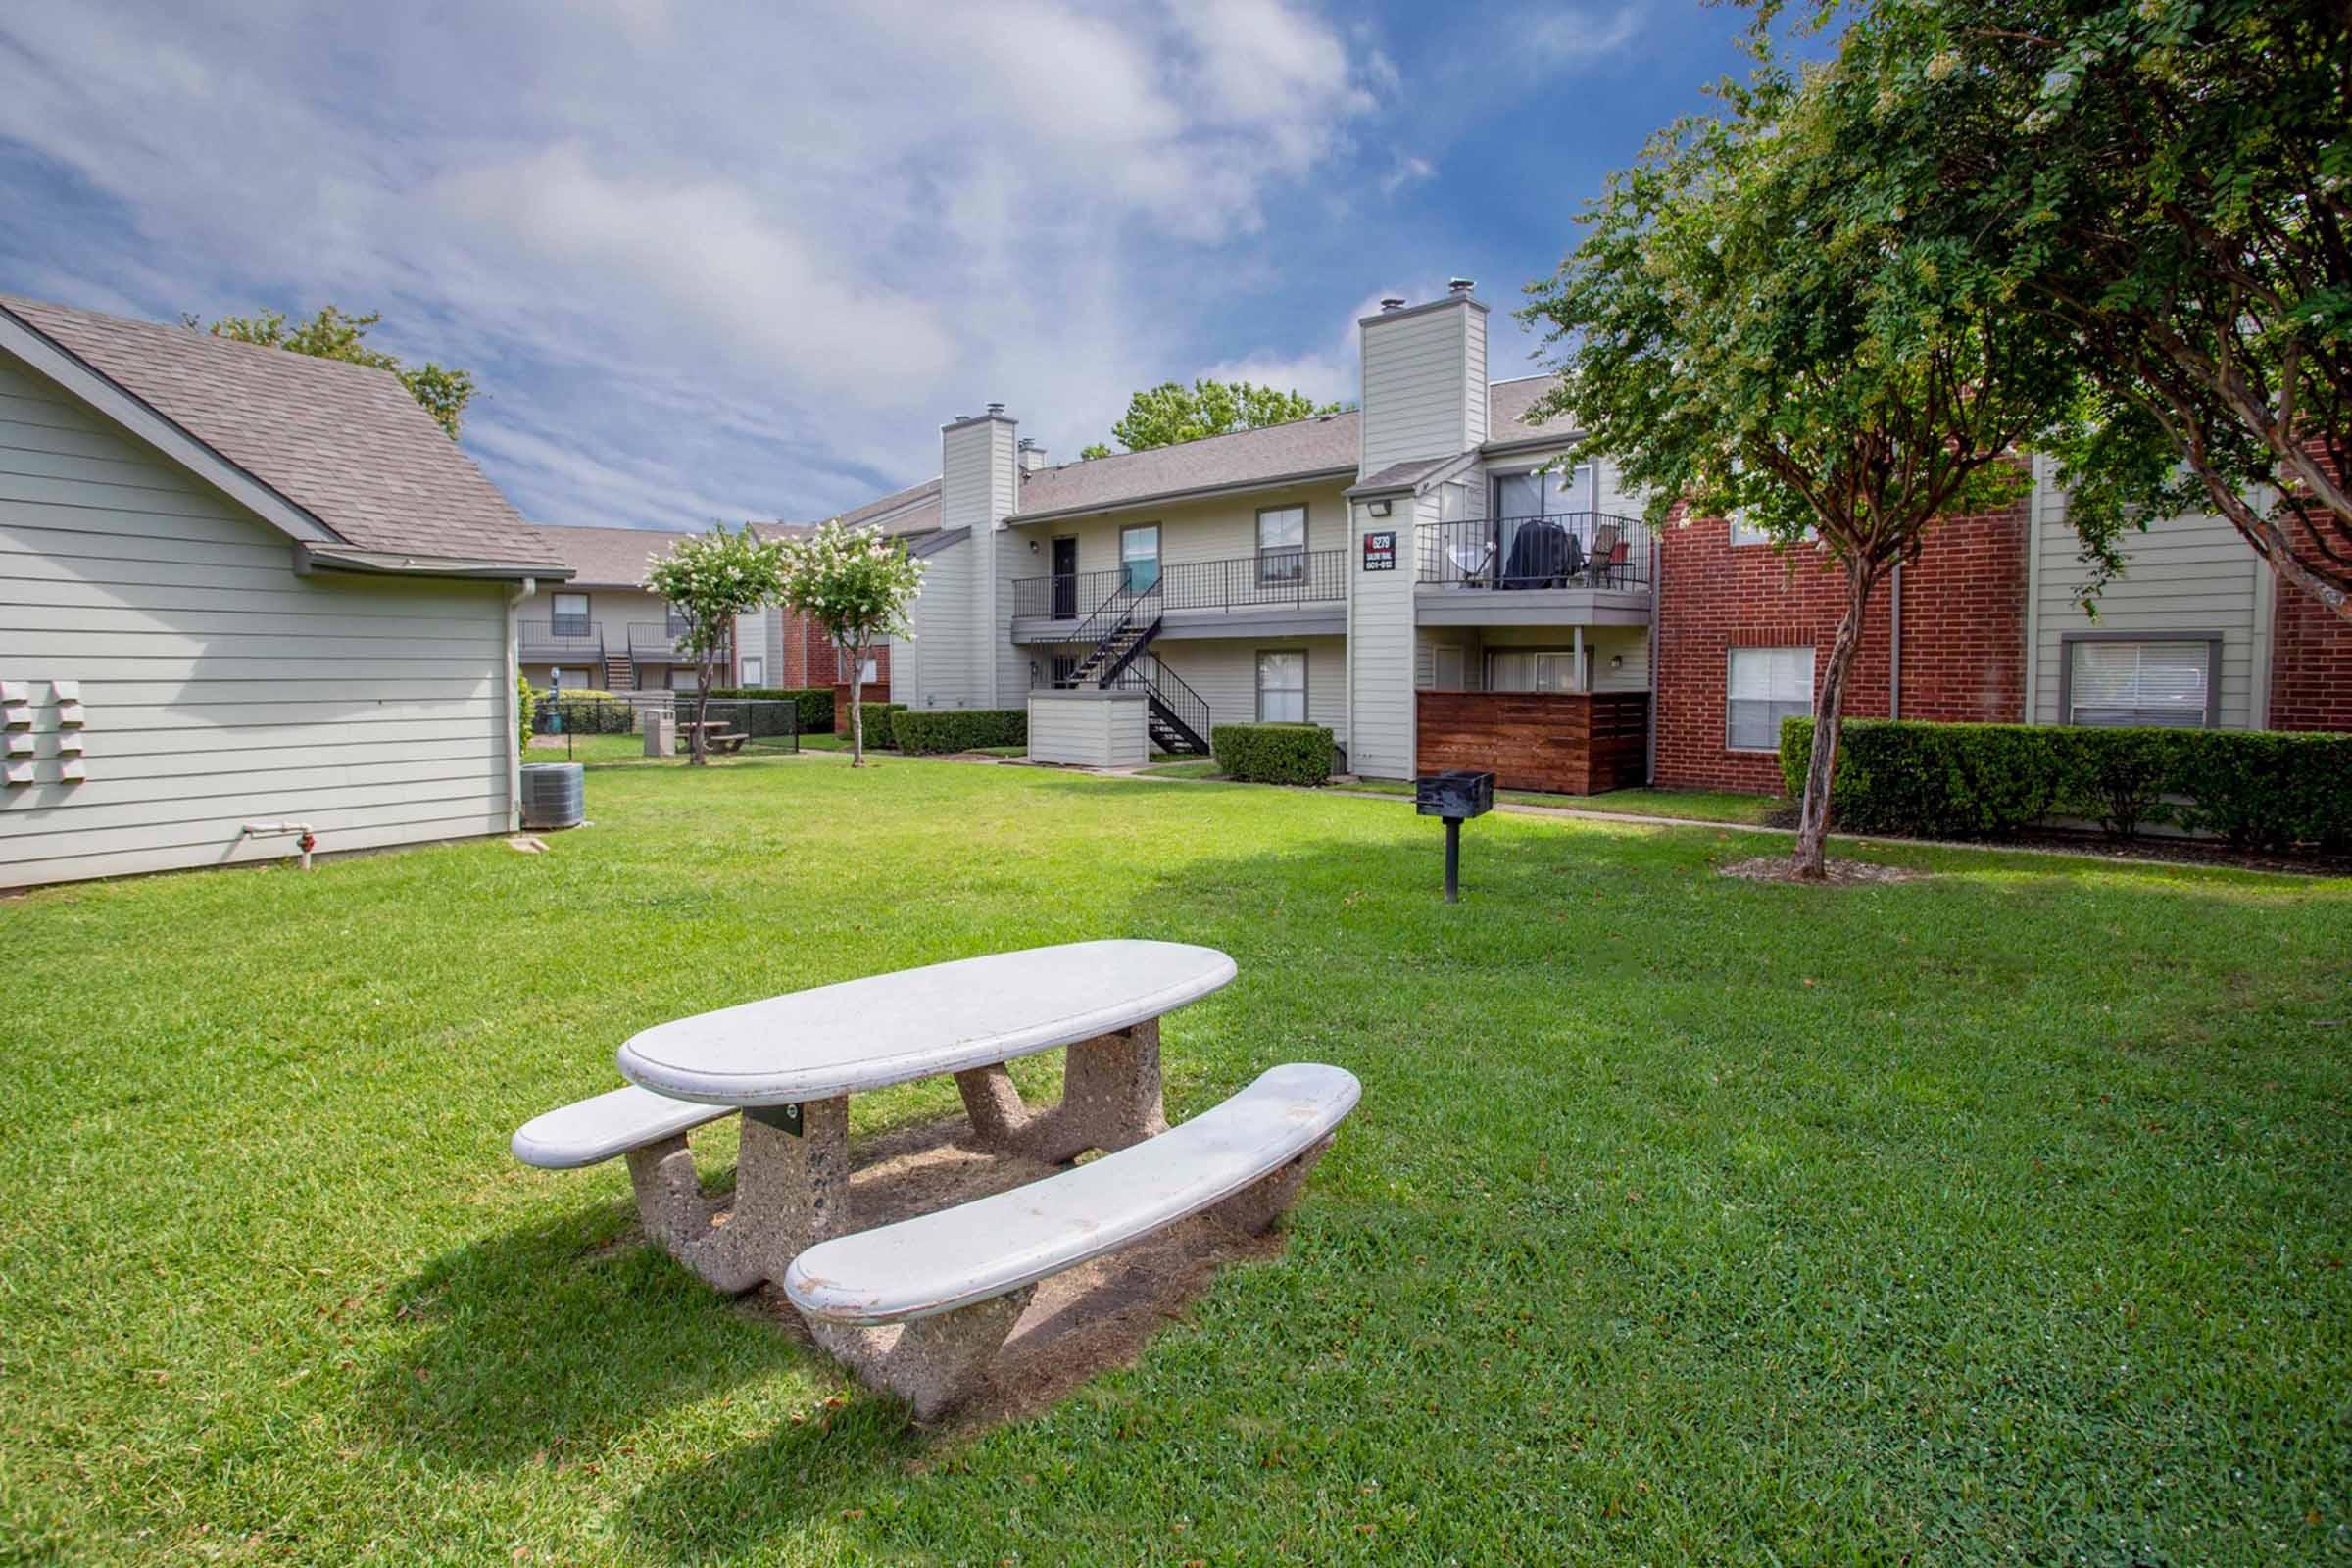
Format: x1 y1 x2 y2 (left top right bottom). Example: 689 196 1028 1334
1415 769 1494 820
643 710 675 758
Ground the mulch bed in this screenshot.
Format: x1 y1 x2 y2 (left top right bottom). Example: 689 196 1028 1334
1717 855 1926 885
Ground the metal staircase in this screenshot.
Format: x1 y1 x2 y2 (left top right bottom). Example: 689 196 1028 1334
1062 576 1212 755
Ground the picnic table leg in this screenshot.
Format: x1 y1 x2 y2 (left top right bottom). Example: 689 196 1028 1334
1210 1134 1336 1235
1025 1019 1168 1164
953 1063 1035 1152
806 1285 1033 1422
670 1095 851 1294
623 1136 717 1252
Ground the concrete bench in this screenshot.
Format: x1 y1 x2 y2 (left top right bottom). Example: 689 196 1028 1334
512 1086 734 1250
783 1062 1360 1419
705 731 749 754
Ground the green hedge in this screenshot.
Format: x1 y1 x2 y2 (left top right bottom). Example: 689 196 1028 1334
706 687 833 733
850 702 906 750
533 689 637 734
1211 722 1335 786
891 709 1027 755
1780 717 2352 850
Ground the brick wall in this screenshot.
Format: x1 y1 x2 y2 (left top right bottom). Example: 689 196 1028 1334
774 612 892 691
2268 492 2352 730
1653 500 2031 792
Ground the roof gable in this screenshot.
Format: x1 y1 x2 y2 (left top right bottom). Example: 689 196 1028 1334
0 294 563 573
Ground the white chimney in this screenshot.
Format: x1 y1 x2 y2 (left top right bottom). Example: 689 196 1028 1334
938 403 1020 708
1016 437 1048 472
1356 281 1488 479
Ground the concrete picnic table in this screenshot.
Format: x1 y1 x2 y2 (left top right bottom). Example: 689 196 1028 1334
612 938 1236 1293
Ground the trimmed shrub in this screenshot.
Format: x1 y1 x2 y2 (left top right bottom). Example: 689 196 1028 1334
854 702 906 750
891 709 1027 755
516 671 534 752
535 689 637 734
1211 722 1335 786
707 686 833 733
1781 716 2352 849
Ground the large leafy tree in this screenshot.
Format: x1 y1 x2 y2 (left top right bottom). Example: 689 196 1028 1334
1522 45 2095 877
1781 0 2352 620
194 306 478 440
645 524 787 765
773 521 927 766
1079 378 1348 459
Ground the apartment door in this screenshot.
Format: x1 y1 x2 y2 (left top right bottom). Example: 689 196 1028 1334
1052 536 1078 617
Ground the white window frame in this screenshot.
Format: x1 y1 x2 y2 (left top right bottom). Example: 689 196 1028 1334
2060 633 2221 729
1121 523 1160 592
1256 504 1307 584
740 655 765 688
1726 646 1813 752
1486 647 1587 694
1256 648 1308 723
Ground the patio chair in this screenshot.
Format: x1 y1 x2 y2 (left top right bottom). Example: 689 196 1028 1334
1447 538 1496 587
1585 524 1625 587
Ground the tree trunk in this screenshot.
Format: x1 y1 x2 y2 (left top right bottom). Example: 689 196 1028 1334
689 640 714 765
847 641 865 768
1791 562 1881 879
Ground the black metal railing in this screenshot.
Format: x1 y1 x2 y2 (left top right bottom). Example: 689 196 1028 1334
518 619 606 662
1125 653 1210 751
1012 548 1347 620
1013 566 1123 619
1416 513 1652 590
628 622 730 662
1070 575 1161 659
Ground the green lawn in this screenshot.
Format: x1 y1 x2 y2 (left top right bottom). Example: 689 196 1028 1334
5 758 2347 1565
1138 763 1790 826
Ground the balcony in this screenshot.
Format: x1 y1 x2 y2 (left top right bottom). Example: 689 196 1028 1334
1415 513 1654 627
1011 548 1347 640
518 619 606 662
628 622 728 663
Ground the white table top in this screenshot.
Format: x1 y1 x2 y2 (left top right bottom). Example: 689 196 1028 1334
615 939 1237 1106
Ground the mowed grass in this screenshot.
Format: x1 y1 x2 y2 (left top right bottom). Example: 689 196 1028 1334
3 754 2348 1565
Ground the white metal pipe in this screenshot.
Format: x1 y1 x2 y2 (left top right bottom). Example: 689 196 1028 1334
241 821 317 870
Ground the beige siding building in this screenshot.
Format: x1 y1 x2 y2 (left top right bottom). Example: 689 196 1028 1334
0 295 568 889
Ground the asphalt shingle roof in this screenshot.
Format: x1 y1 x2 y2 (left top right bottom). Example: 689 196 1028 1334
1 294 560 569
523 521 712 587
1014 412 1360 518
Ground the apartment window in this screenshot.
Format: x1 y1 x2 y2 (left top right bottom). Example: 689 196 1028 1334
2063 636 2219 728
1256 649 1307 722
1730 516 1819 547
1121 524 1160 592
1489 649 1585 694
550 592 590 637
668 667 702 693
665 604 691 637
1257 505 1306 583
740 655 765 687
1727 646 1813 751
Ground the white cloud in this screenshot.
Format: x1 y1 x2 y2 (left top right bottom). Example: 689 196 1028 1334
0 0 1397 525
1380 154 1436 196
1522 5 1644 68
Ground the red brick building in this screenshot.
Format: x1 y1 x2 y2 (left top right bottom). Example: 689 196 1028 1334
1653 500 2032 792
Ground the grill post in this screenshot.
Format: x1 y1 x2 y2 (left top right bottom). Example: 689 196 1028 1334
1444 817 1461 904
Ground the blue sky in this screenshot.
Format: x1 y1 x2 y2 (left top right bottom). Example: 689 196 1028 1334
0 2 1759 533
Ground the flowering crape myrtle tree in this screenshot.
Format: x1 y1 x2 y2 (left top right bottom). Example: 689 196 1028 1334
773 521 927 766
1522 45 2096 878
644 524 787 765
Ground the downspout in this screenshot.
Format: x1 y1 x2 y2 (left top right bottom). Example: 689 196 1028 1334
1888 562 1902 720
1644 530 1659 785
507 576 537 832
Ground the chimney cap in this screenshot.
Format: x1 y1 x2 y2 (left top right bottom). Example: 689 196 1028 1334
1379 295 1407 312
1447 277 1475 295
986 401 1005 416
